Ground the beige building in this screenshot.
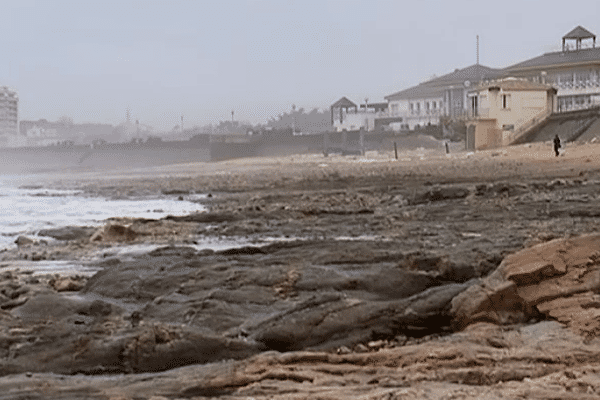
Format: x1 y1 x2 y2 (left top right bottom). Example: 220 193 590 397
465 78 557 150
380 25 600 132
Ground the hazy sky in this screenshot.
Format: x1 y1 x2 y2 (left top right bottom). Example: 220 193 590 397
2 0 599 131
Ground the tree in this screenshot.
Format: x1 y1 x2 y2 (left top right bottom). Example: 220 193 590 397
58 116 74 126
266 107 330 133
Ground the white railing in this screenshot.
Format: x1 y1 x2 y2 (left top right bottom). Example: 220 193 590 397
405 109 443 117
374 110 402 118
340 110 391 117
556 80 600 90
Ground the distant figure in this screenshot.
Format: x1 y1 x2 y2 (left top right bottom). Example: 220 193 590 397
129 311 142 328
553 134 561 157
445 141 450 154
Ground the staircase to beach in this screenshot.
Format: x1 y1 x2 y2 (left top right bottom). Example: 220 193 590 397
513 107 600 145
506 109 553 146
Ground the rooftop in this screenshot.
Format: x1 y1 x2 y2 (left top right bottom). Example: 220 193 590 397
384 84 445 101
385 64 503 100
506 25 600 71
473 77 557 92
425 64 503 86
505 46 600 71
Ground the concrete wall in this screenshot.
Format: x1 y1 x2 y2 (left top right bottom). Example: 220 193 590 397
471 119 501 150
333 112 376 132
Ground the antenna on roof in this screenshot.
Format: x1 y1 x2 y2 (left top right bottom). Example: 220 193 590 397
476 35 480 65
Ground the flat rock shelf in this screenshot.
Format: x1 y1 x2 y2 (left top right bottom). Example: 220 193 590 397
2 142 600 399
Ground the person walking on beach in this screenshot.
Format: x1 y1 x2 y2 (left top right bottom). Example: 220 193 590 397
553 134 561 157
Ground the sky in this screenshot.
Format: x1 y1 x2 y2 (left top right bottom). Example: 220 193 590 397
2 0 600 131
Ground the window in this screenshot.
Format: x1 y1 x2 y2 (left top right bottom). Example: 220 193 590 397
501 94 511 109
471 96 478 117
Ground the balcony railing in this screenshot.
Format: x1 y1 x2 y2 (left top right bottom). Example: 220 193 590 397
372 110 401 118
465 108 491 119
556 80 600 90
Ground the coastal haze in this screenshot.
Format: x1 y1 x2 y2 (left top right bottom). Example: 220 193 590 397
1 0 599 168
4 2 600 400
0 0 573 130
0 1 596 135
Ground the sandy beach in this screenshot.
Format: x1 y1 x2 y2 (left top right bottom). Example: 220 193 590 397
2 140 600 399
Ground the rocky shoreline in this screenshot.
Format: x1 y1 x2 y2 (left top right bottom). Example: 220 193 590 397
2 143 600 398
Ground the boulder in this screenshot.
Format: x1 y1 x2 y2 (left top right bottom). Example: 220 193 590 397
38 226 96 241
14 236 35 247
250 281 474 351
50 276 87 292
90 223 139 242
451 234 600 337
417 186 471 203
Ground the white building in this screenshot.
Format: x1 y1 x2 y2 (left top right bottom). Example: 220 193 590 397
504 26 600 113
24 124 59 147
0 86 19 147
384 64 503 130
330 97 400 132
384 85 444 130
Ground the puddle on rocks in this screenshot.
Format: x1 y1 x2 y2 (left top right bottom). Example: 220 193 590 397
0 260 101 277
97 235 391 260
95 237 262 260
2 235 394 276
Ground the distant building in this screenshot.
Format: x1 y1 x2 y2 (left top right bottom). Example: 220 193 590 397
22 122 59 147
465 78 557 150
0 86 20 147
20 119 116 146
384 64 503 130
504 25 600 112
330 97 399 132
113 120 154 142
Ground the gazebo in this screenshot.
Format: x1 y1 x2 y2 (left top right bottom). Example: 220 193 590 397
330 97 357 125
562 25 596 51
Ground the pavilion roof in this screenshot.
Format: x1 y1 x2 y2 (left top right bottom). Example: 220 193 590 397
563 25 596 40
330 97 357 108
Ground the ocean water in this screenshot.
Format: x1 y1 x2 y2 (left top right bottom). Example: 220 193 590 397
0 176 206 249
